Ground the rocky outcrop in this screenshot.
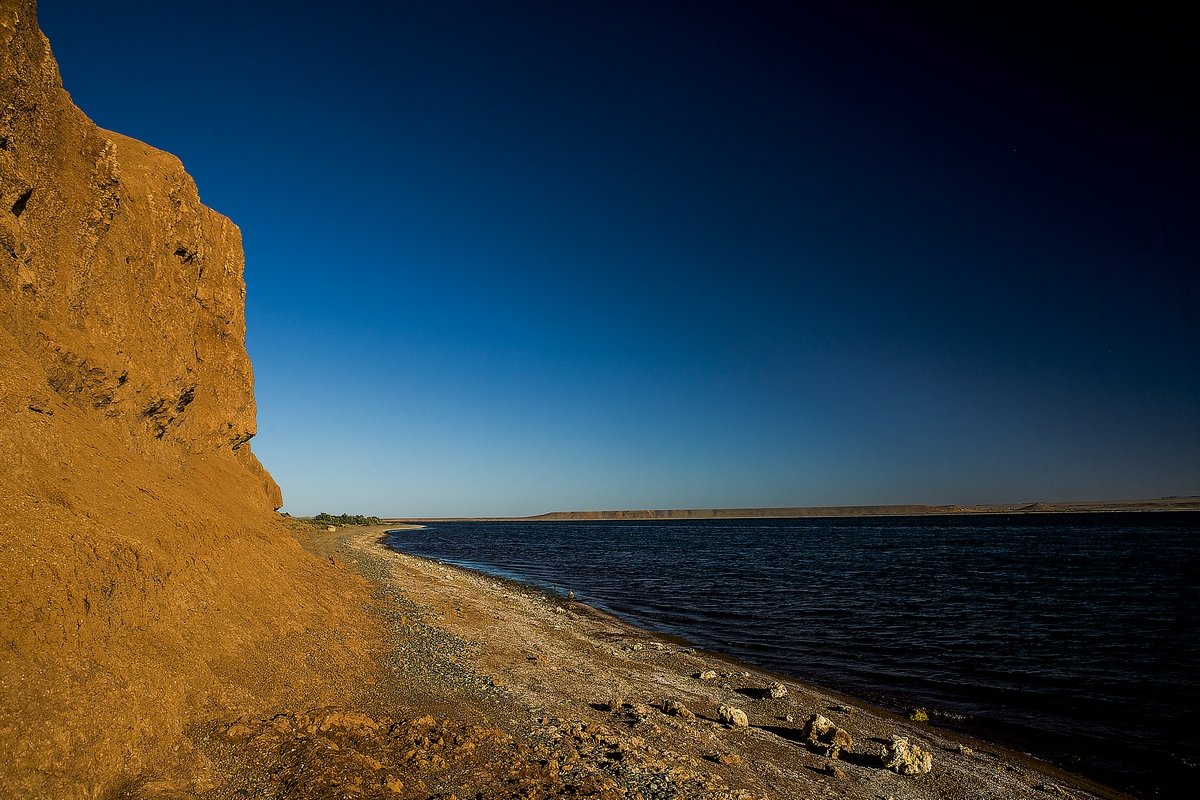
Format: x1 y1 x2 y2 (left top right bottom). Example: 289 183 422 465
0 3 370 798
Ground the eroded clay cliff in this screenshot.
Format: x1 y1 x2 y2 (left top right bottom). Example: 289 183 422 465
0 3 379 796
0 0 280 505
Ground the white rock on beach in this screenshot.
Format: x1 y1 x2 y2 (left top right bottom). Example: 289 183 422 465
882 735 933 774
718 704 749 727
802 714 853 759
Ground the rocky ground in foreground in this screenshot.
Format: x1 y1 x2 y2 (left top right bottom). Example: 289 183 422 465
149 525 1129 800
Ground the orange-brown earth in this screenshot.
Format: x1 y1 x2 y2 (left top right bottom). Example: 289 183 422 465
0 3 1134 798
1 1 383 795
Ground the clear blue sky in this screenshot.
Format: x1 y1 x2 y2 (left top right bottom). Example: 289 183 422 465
40 1 1199 516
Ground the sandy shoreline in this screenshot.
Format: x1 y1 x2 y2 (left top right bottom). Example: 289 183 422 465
191 522 1134 800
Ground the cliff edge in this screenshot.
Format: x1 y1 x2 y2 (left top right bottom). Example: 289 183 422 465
0 3 379 796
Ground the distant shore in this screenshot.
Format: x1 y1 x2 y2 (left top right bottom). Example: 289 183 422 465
386 496 1200 523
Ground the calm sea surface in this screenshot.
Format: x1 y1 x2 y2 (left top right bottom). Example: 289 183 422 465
384 513 1199 798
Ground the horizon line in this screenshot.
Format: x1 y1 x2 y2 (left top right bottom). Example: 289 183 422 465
376 496 1200 522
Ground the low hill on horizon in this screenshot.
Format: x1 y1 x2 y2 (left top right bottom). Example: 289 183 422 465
386 496 1200 522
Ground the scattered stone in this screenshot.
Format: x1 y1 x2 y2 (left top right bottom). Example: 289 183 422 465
957 744 974 756
1037 783 1070 796
882 735 933 774
830 703 857 714
224 723 253 739
801 714 853 759
567 591 575 601
705 752 743 766
907 707 930 723
821 761 848 779
317 711 380 733
784 714 795 723
662 699 696 719
695 670 718 681
554 606 567 614
630 703 655 720
599 694 625 712
767 682 788 699
717 705 749 727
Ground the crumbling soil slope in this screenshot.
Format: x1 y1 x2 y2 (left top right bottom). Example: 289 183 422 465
1 2 382 796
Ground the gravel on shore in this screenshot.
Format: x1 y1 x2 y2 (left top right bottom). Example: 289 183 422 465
179 524 1132 800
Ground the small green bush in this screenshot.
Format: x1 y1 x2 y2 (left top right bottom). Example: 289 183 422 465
310 512 384 526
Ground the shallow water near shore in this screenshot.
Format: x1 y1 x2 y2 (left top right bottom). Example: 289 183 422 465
384 512 1199 798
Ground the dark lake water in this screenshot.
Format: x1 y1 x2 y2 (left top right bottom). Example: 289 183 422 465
383 513 1200 798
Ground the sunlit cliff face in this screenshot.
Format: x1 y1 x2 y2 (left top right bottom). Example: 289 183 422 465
0 3 374 796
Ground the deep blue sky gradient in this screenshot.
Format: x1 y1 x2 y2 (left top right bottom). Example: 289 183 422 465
39 1 1199 515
